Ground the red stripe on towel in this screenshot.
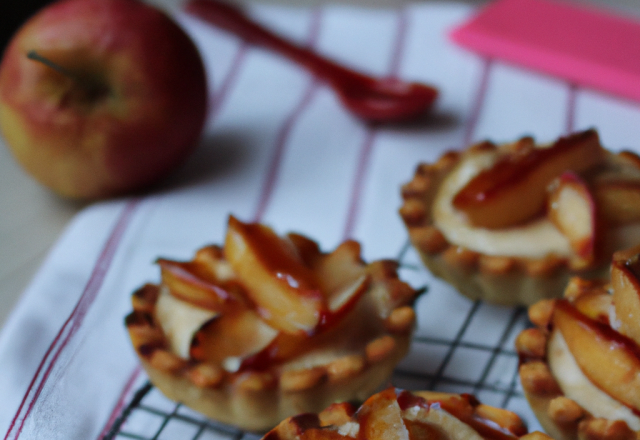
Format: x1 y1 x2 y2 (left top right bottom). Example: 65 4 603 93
6 200 141 440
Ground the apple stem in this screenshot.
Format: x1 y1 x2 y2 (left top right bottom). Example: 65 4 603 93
27 50 79 79
26 50 110 101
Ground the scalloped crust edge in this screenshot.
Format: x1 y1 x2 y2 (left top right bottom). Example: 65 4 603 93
517 293 639 440
126 270 416 432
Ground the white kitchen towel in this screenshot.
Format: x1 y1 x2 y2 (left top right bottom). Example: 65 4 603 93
2 2 640 438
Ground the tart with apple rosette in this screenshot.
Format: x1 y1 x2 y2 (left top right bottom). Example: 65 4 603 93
261 387 551 440
125 216 420 431
517 244 640 440
400 129 640 306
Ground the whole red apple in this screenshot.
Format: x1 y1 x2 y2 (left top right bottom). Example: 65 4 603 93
0 0 208 199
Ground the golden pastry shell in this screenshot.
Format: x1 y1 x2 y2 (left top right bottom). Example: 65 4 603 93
399 139 640 306
516 278 640 440
126 249 419 432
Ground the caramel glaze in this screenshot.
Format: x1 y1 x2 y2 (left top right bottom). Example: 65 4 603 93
234 220 321 297
552 299 640 418
262 414 321 440
452 130 598 209
128 231 417 401
396 390 526 440
191 277 369 372
235 334 303 372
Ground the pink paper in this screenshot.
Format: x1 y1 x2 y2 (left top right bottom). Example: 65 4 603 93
450 0 640 101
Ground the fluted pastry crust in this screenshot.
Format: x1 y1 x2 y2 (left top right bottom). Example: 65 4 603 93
517 275 640 440
261 387 551 440
126 225 419 432
400 130 640 306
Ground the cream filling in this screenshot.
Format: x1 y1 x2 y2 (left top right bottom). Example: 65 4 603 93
155 286 217 358
548 329 640 429
432 150 572 258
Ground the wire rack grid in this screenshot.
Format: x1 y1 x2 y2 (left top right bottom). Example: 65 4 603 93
103 241 535 440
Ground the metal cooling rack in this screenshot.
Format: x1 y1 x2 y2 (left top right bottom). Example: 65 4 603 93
103 243 534 440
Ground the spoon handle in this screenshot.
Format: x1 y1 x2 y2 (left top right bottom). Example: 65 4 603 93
185 0 369 87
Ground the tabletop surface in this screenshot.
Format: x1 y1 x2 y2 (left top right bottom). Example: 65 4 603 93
2 0 640 329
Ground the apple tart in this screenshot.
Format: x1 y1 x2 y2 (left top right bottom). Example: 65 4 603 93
517 245 640 440
400 129 640 305
125 216 419 431
261 387 551 440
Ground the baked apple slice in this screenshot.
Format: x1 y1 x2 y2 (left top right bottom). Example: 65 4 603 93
611 246 640 345
358 388 409 440
403 391 526 440
401 394 484 440
154 287 218 358
238 274 371 370
572 290 612 324
593 179 640 225
190 305 279 371
263 388 542 440
326 274 369 316
313 241 366 292
224 216 326 334
157 258 235 311
452 129 605 229
547 172 597 265
552 299 640 412
287 236 370 320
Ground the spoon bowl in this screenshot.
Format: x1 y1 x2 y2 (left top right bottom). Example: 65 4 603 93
334 76 439 122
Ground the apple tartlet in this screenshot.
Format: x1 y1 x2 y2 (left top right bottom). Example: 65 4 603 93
400 129 640 306
517 245 640 440
125 216 419 431
261 387 551 440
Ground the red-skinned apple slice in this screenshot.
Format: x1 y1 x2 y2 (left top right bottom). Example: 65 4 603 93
287 233 323 267
287 235 368 296
452 129 605 228
552 299 640 412
401 391 525 440
611 247 640 345
237 275 370 370
547 172 597 264
157 258 237 311
224 216 325 334
287 236 370 320
326 275 370 316
190 306 279 371
314 241 366 293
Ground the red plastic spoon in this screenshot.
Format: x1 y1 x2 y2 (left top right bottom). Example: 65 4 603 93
185 0 439 122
